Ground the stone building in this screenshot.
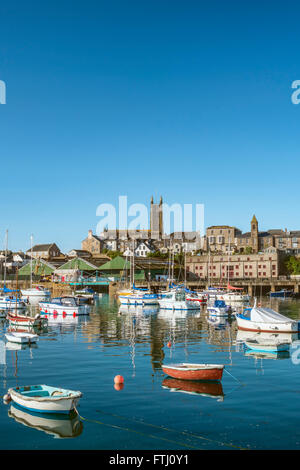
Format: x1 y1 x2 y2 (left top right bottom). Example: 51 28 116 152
205 215 300 255
205 226 242 253
27 243 61 260
186 247 285 280
81 230 105 254
82 196 203 255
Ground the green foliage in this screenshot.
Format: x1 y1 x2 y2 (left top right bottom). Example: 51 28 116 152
244 246 253 254
102 249 123 259
285 256 300 275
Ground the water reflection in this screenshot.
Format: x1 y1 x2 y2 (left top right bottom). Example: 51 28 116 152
244 350 290 360
8 404 83 438
162 377 224 401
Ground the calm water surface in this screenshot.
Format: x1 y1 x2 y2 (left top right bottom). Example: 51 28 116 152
0 295 300 450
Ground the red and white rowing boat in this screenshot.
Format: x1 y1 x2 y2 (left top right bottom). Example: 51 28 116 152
7 312 47 328
162 363 224 381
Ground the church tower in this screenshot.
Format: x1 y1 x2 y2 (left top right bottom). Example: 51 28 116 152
150 196 163 240
251 215 259 253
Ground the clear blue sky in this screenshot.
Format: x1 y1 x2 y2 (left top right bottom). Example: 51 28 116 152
0 1 300 252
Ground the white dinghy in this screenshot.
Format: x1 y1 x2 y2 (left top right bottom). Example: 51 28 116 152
236 299 300 333
8 385 82 414
5 332 39 344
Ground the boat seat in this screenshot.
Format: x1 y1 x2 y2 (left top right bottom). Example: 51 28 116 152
51 390 65 397
22 390 50 397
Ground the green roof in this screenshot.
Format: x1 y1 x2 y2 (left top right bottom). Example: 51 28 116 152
55 257 98 271
99 256 130 271
18 259 55 275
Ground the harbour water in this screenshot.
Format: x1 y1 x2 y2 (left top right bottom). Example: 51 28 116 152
0 296 300 450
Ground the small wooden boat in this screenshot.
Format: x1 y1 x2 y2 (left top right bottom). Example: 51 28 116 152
5 332 39 344
8 385 82 414
162 363 224 381
7 312 47 328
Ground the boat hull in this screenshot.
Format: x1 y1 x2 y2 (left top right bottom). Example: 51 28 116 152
21 291 51 305
162 364 224 381
236 315 300 333
0 300 26 310
8 313 47 328
39 302 90 316
118 296 158 306
158 300 199 310
5 333 39 344
9 386 82 414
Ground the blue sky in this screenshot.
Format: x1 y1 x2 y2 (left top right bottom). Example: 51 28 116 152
0 1 300 252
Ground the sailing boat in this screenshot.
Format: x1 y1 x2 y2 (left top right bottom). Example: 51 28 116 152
118 240 158 306
7 268 47 328
157 247 199 311
0 230 27 311
21 235 51 305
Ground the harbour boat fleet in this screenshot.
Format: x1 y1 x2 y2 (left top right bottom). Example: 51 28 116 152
1 232 300 420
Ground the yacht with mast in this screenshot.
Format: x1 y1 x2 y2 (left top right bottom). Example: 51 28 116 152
21 235 51 305
0 230 27 311
118 241 159 306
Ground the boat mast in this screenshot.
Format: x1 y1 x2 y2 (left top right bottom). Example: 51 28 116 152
30 234 33 289
227 236 231 288
171 246 174 284
4 229 8 287
208 246 210 288
184 247 186 286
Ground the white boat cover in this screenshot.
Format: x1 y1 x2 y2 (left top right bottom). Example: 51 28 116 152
250 306 294 324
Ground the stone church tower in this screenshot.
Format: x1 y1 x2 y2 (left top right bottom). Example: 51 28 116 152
251 215 259 253
150 196 163 240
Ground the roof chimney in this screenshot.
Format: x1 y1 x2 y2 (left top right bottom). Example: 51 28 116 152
88 230 93 238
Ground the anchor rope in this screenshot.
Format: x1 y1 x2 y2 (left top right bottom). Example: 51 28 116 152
74 406 248 450
223 368 244 385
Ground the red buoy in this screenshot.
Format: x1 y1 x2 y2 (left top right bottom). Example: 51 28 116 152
114 375 124 384
73 312 76 317
167 341 172 348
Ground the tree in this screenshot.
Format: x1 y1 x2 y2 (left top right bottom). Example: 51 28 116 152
285 256 300 275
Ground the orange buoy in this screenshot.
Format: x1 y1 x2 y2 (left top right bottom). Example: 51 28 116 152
167 341 172 348
114 375 124 384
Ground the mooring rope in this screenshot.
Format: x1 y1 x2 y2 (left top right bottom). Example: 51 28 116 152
223 368 245 385
74 406 248 450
